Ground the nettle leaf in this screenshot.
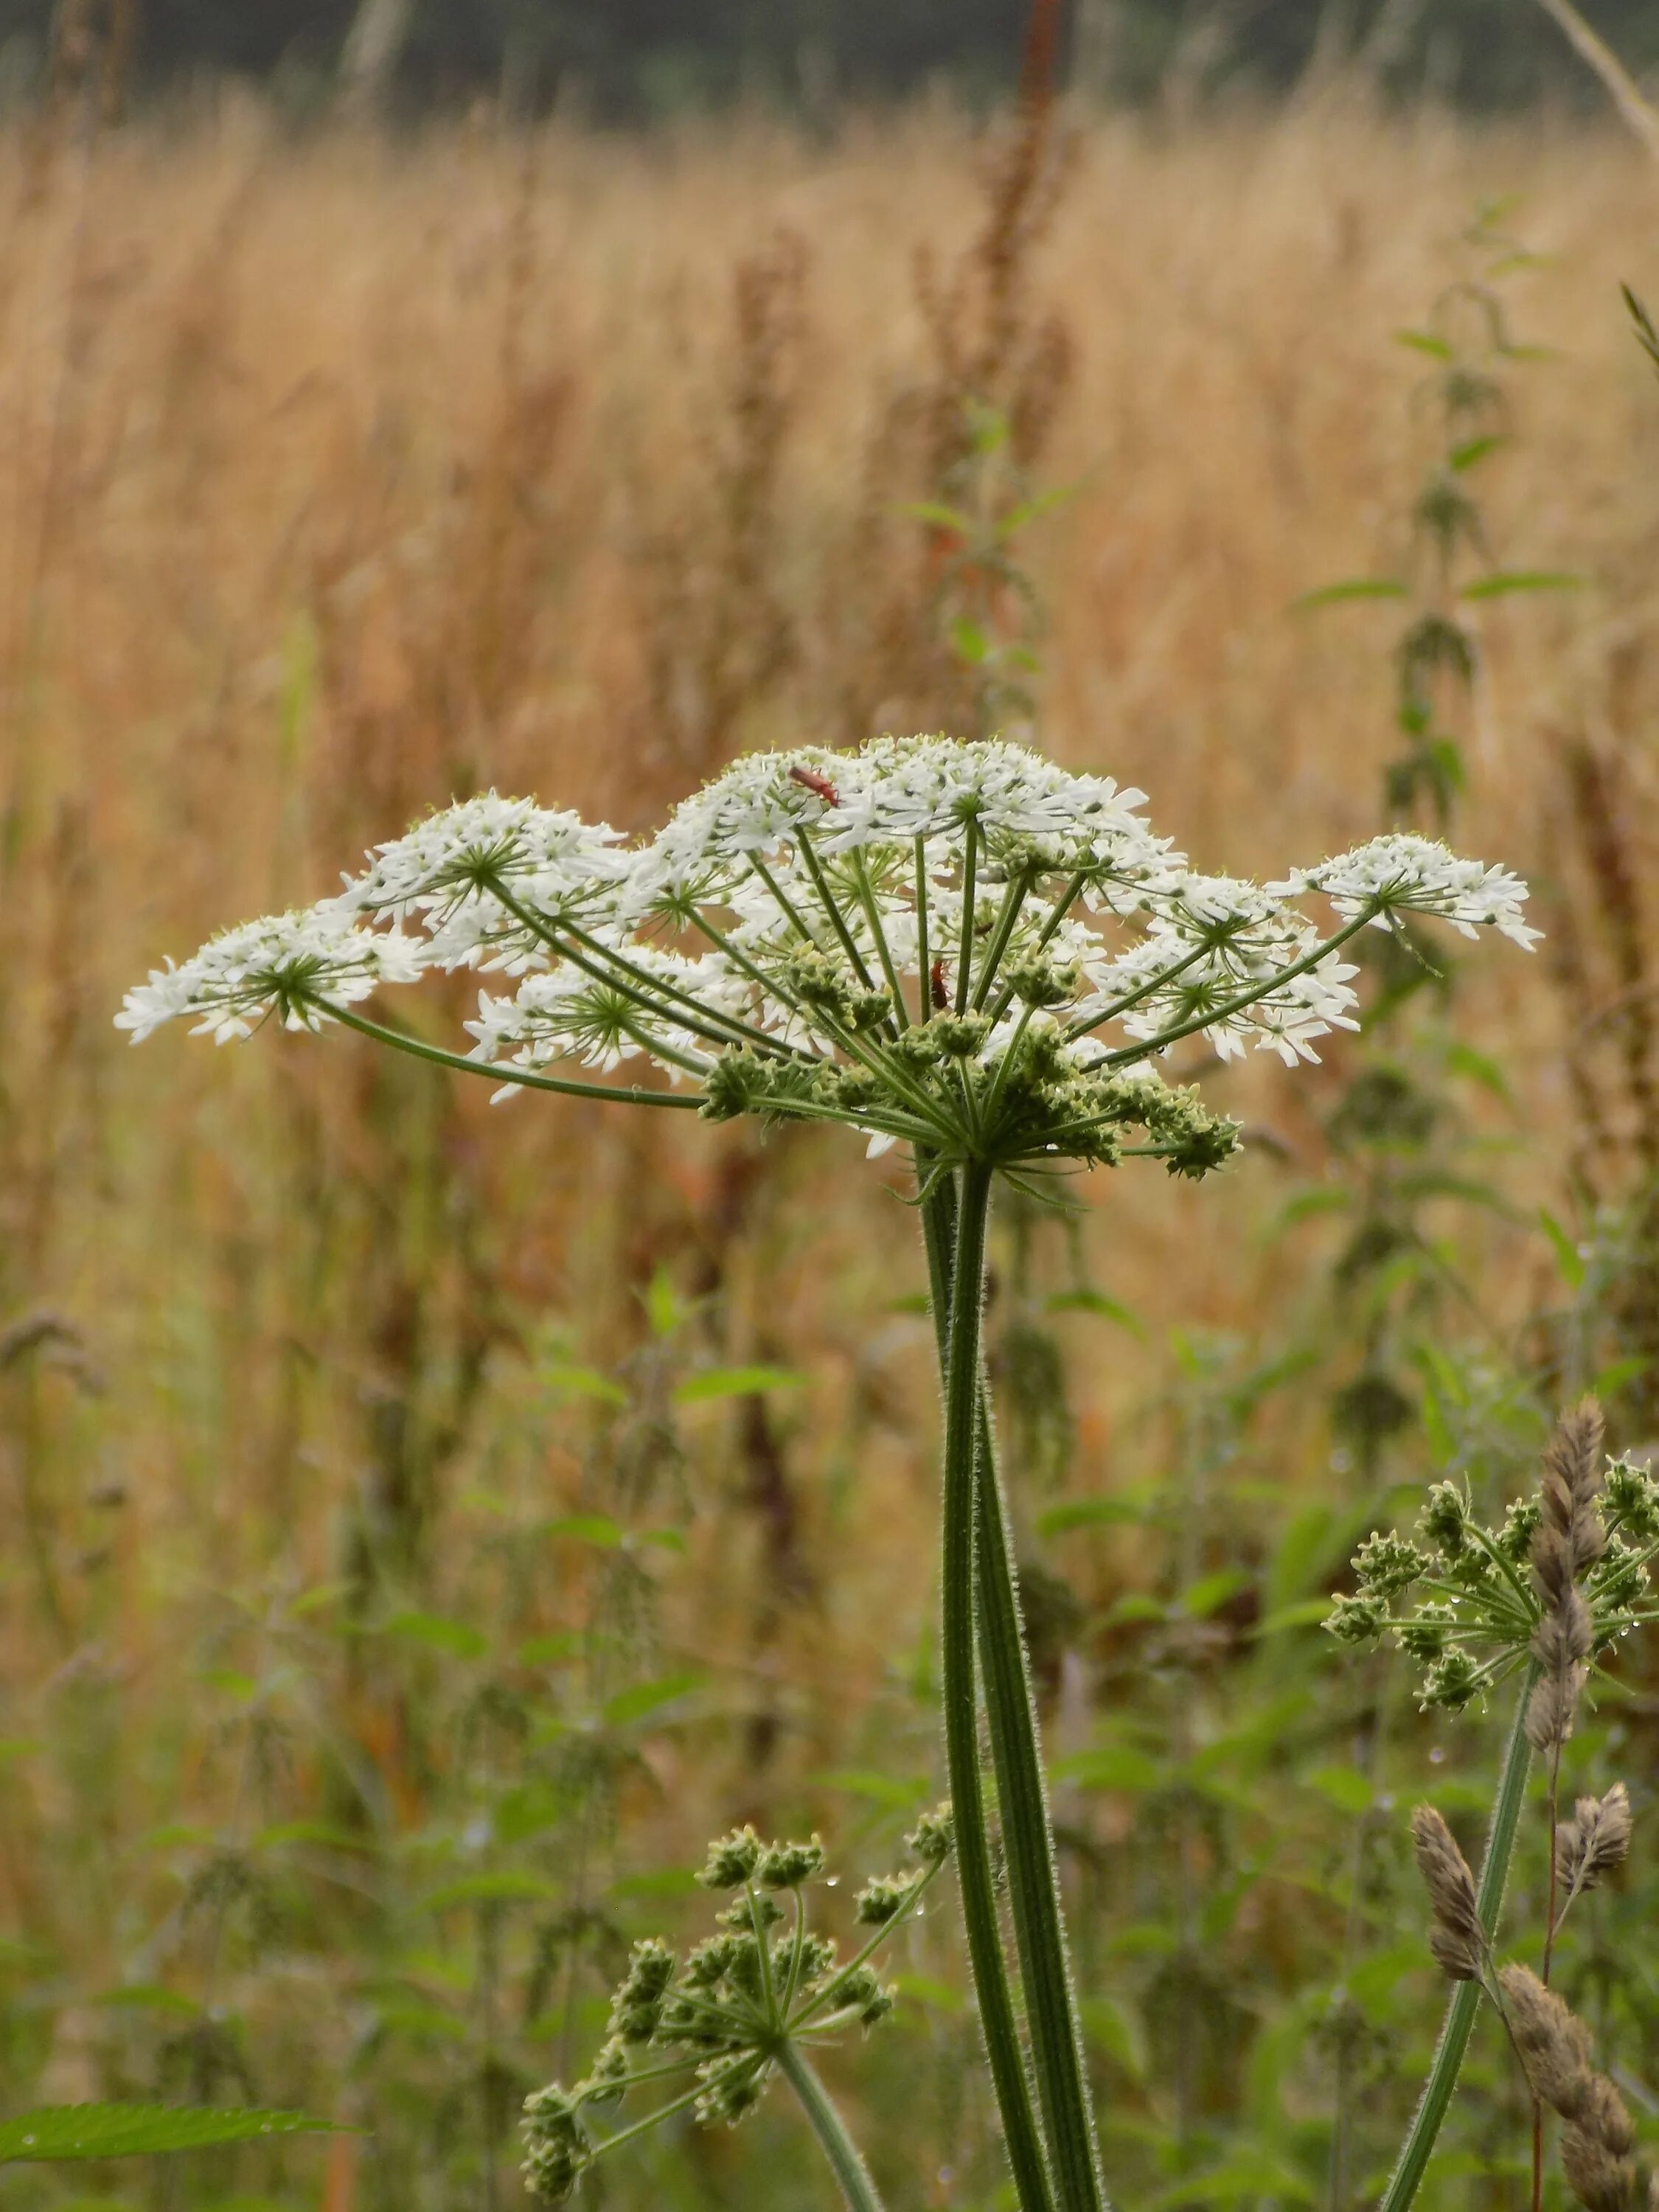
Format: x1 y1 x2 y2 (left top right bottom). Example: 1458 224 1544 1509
672 1365 805 1406
538 1363 626 1407
0 2107 344 2164
1050 1745 1162 1794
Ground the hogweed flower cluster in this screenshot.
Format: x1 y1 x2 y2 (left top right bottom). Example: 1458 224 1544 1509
520 1812 953 2205
1324 1405 1659 1716
119 739 1537 1193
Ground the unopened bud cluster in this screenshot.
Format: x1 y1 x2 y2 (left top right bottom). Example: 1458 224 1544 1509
521 1809 954 2202
1325 1406 1659 1714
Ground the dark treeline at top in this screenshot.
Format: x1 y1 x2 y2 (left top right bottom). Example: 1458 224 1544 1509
16 0 1659 117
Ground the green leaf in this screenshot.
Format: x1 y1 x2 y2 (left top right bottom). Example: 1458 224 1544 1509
641 1266 689 1341
949 616 990 665
491 1784 564 1846
0 2109 345 2165
1443 1040 1512 1104
89 1987 199 2019
672 1365 805 1406
539 1514 624 1548
1050 1746 1162 1793
891 1972 964 2012
1460 569 1585 599
1306 1764 1375 1815
538 1364 626 1407
601 1672 703 1728
1591 1354 1649 1400
1178 1569 1248 1619
1394 327 1453 358
423 1871 561 1913
1037 1494 1149 1537
251 1821 374 1856
1249 1599 1336 1639
517 1632 579 1668
1294 577 1408 611
1141 2152 1318 2209
1078 1994 1144 2080
894 499 973 535
1538 1208 1586 1291
1447 434 1507 472
1043 1287 1145 1338
1100 1593 1166 1626
380 1612 488 1663
806 1769 930 1810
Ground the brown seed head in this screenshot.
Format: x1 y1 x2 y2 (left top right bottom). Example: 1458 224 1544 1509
1561 2121 1636 2212
1500 1963 1593 2115
1557 1782 1634 1901
1410 1805 1483 1980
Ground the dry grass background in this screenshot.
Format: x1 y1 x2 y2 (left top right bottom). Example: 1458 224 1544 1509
5 83 1659 2205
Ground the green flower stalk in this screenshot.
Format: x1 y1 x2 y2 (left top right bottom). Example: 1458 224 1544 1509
122 737 1539 2212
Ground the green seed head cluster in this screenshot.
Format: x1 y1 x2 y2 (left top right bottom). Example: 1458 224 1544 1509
1324 1430 1659 1714
521 1808 954 2202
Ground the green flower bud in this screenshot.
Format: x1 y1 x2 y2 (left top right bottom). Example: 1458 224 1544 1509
1006 955 1082 1009
756 1836 824 1889
932 1013 991 1057
698 1827 762 1889
1603 1457 1659 1540
1496 1495 1543 1562
1353 1530 1427 1596
1419 1648 1481 1712
1397 1601 1456 1662
1421 1482 1472 1556
906 1805 955 1865
1324 1591 1388 1645
582 2038 629 2110
717 1892 785 1935
855 1874 915 1926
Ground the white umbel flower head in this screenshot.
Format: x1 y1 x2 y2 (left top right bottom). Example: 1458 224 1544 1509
116 909 422 1045
1272 833 1540 950
338 793 629 972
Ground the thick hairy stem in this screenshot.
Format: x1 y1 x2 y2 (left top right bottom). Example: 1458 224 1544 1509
775 2041 888 2212
922 1170 1104 2212
936 1161 1057 2212
1377 1668 1539 2212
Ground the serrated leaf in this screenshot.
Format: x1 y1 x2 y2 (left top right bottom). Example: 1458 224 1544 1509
0 2108 344 2164
672 1365 805 1406
1460 569 1585 599
601 1672 703 1728
380 1612 488 1663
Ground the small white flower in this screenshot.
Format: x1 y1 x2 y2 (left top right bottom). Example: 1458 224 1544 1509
116 908 420 1044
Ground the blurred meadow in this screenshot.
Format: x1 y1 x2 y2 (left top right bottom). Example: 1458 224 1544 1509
7 51 1659 2212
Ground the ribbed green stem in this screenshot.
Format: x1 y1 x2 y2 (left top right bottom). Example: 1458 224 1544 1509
775 2041 888 2212
1377 1666 1539 2212
937 1161 1057 2212
920 1172 1107 2212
